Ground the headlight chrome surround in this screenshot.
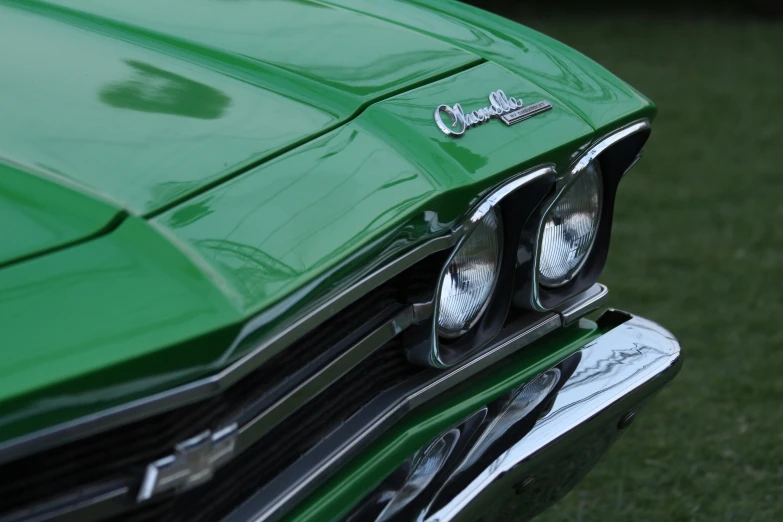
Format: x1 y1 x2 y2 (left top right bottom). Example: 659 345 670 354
525 119 652 312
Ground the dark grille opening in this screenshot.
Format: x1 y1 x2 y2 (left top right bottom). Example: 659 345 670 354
0 249 446 522
109 336 422 522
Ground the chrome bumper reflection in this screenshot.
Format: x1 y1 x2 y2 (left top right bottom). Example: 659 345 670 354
348 310 681 522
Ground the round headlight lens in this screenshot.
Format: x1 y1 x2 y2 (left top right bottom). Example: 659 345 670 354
438 209 502 338
538 162 602 287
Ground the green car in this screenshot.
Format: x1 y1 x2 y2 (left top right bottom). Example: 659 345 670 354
0 1 681 521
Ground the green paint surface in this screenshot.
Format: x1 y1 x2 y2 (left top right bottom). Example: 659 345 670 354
154 61 595 317
0 161 121 267
0 218 242 441
0 0 654 443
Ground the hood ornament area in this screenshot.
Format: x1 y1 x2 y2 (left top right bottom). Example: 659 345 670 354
434 89 552 137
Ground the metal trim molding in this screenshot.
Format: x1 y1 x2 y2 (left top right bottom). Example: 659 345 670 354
0 121 646 520
0 236 455 465
428 312 681 521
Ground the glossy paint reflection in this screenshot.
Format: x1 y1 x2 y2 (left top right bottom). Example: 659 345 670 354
99 60 231 120
0 3 336 214
155 124 436 318
0 0 655 219
46 0 479 100
0 0 659 448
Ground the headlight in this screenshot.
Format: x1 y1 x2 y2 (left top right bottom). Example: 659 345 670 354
437 208 502 338
538 162 602 287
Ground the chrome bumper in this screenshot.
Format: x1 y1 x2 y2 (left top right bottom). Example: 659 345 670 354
426 311 682 521
341 310 681 522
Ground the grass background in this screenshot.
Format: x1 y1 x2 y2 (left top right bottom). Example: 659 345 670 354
470 3 783 521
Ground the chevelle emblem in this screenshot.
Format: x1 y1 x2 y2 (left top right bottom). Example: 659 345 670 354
434 89 552 137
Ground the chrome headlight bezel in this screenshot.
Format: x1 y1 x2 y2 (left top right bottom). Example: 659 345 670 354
523 119 652 312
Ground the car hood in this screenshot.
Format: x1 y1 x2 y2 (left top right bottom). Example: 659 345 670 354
0 0 480 222
0 0 655 443
0 161 122 267
0 0 651 264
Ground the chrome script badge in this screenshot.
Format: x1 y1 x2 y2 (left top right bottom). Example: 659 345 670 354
434 90 552 137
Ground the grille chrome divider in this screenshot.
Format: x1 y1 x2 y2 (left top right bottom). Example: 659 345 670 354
0 133 638 464
235 306 418 454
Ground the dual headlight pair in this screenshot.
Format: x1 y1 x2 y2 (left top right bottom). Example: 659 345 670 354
437 161 602 339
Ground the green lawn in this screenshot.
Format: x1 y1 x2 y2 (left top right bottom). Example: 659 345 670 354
487 7 783 522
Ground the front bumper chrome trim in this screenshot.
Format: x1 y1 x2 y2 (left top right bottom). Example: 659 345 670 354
425 311 681 521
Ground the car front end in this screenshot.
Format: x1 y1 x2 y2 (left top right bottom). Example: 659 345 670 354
0 1 680 521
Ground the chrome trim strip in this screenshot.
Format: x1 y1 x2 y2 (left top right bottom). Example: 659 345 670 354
0 121 649 518
0 163 556 463
557 283 608 325
224 283 607 522
2 484 129 522
234 306 417 453
459 165 556 231
427 313 681 521
225 314 562 522
530 119 650 311
0 308 419 522
568 120 651 188
220 236 455 384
